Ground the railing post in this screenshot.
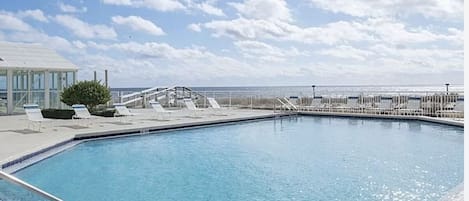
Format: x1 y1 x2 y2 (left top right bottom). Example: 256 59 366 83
204 92 207 108
229 92 232 108
142 93 147 108
250 95 253 110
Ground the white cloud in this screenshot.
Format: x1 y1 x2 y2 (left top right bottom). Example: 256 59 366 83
54 15 117 40
111 42 210 60
193 2 225 16
102 0 186 12
112 15 165 36
101 0 132 5
77 42 242 84
0 1 463 86
360 18 461 45
58 2 88 13
103 0 224 16
72 40 87 49
203 18 373 45
187 23 201 32
317 45 374 61
17 9 49 22
309 0 463 20
7 31 75 53
140 0 186 11
86 41 110 50
0 13 31 31
370 44 463 63
234 40 308 62
201 17 462 46
79 41 307 84
228 0 292 22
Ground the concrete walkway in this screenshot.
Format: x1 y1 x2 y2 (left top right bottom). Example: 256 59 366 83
0 108 275 166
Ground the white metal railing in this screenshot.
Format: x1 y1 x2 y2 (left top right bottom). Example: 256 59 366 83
119 86 175 106
193 91 464 118
110 87 464 118
0 171 62 201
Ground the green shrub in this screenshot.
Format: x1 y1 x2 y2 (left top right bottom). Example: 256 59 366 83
41 109 75 119
91 109 116 117
61 80 111 111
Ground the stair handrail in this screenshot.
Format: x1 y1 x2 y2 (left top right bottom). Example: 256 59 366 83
282 97 298 110
276 98 292 110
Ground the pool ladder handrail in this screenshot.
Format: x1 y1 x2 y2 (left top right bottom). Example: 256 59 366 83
0 170 63 201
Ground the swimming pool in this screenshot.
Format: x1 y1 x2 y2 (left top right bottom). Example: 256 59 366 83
13 116 463 201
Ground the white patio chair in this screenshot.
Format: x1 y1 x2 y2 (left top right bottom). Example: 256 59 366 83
72 104 94 126
183 98 204 118
114 103 138 117
72 104 92 119
207 97 229 116
149 100 173 120
23 104 50 131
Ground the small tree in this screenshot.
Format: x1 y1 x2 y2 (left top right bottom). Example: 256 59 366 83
61 80 111 111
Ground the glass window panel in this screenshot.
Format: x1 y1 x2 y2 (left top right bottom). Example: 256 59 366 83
12 70 29 113
32 72 44 90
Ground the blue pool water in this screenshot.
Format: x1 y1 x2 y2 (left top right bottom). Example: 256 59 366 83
13 116 463 201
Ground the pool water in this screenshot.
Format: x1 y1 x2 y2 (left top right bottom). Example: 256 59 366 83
14 116 463 201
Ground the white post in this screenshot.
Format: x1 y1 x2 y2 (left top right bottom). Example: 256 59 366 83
27 70 32 104
57 72 63 109
142 93 147 108
204 92 207 108
44 71 50 109
229 92 232 108
6 69 13 114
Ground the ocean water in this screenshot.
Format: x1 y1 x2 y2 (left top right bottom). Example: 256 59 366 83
13 116 463 201
111 85 464 98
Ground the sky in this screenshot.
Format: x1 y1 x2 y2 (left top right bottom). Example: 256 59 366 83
0 0 464 87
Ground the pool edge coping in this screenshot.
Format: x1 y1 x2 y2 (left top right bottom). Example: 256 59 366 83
298 111 464 127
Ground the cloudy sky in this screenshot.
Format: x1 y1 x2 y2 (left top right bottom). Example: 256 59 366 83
0 0 463 87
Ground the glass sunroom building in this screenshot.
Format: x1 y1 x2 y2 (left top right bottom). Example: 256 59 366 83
0 42 78 115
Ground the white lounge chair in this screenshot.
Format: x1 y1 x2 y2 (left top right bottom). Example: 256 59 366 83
329 96 349 113
207 97 229 116
357 95 384 114
114 103 137 117
72 104 94 126
23 104 50 131
390 96 419 115
435 94 461 118
72 104 93 119
391 96 408 109
302 96 321 111
149 100 173 120
183 98 203 118
312 96 348 113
